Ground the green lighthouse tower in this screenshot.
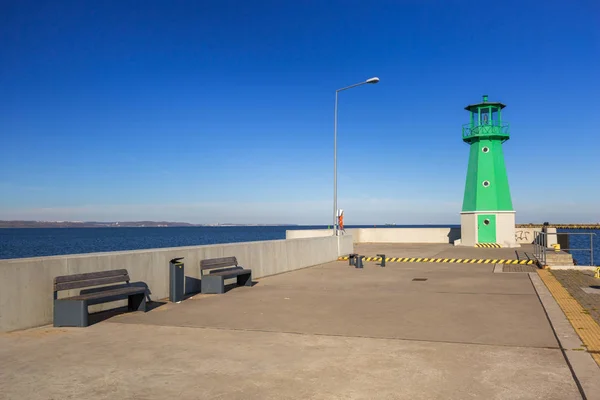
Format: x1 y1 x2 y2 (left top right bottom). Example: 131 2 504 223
459 95 518 248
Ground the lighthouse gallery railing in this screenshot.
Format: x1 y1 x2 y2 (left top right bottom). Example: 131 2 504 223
462 122 510 139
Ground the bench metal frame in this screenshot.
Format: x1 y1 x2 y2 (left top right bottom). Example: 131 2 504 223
200 256 252 294
53 269 147 327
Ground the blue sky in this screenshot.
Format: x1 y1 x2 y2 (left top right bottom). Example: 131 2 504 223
1 0 599 224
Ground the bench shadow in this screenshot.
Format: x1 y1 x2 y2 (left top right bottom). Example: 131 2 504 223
185 276 202 295
180 280 259 296
221 280 258 293
183 276 257 296
87 300 167 326
78 281 164 326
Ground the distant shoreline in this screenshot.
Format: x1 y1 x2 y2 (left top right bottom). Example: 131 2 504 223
2 221 597 229
0 221 299 228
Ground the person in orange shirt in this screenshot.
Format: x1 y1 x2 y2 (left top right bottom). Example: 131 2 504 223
338 210 344 233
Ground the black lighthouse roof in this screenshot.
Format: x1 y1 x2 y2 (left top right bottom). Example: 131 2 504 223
464 94 506 111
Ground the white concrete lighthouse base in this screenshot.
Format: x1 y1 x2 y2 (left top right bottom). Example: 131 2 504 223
459 211 520 248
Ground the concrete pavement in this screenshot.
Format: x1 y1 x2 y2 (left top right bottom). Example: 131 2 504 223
353 242 535 260
0 243 588 399
116 260 556 348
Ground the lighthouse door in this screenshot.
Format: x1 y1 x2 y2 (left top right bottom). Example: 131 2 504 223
477 215 496 243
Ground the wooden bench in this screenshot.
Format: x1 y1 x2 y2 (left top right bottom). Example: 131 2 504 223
53 269 147 327
200 256 252 294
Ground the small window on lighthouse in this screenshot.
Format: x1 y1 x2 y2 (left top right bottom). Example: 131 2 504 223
482 180 490 187
482 146 489 153
484 219 491 225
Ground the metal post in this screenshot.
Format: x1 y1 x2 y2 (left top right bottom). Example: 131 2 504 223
536 232 544 265
589 233 593 265
332 77 379 237
348 253 356 266
536 232 539 260
333 91 338 236
543 232 547 265
540 233 543 264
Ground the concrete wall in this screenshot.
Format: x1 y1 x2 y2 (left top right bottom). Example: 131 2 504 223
337 234 354 256
514 227 557 246
496 212 517 247
285 230 353 255
287 227 556 247
288 228 460 244
286 229 335 239
460 213 477 246
353 228 461 244
0 236 353 332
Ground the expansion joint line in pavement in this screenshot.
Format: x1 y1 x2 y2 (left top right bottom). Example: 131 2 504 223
337 256 534 265
537 269 600 366
145 324 559 351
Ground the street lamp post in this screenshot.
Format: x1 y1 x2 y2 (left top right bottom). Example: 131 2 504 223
333 77 380 236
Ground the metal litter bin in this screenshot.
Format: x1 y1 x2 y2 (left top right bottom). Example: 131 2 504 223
169 257 184 302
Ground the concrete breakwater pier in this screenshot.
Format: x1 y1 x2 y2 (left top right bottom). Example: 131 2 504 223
2 230 600 399
0 224 581 333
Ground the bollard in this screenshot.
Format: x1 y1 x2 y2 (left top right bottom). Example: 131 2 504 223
355 255 364 269
348 253 357 266
377 254 386 267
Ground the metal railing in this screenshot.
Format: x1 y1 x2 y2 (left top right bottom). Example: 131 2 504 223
533 231 595 266
462 122 510 139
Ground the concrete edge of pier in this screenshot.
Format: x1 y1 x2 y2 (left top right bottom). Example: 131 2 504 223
530 272 600 399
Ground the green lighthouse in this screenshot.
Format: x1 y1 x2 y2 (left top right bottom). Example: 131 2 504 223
459 95 518 248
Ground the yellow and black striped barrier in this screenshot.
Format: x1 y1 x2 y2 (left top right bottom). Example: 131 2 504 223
475 243 502 248
337 256 534 265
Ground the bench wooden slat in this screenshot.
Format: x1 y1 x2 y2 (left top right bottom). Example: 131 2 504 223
54 269 129 284
64 286 146 301
200 257 238 270
54 274 130 292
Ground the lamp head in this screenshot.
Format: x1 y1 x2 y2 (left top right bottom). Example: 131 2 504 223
366 77 380 84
